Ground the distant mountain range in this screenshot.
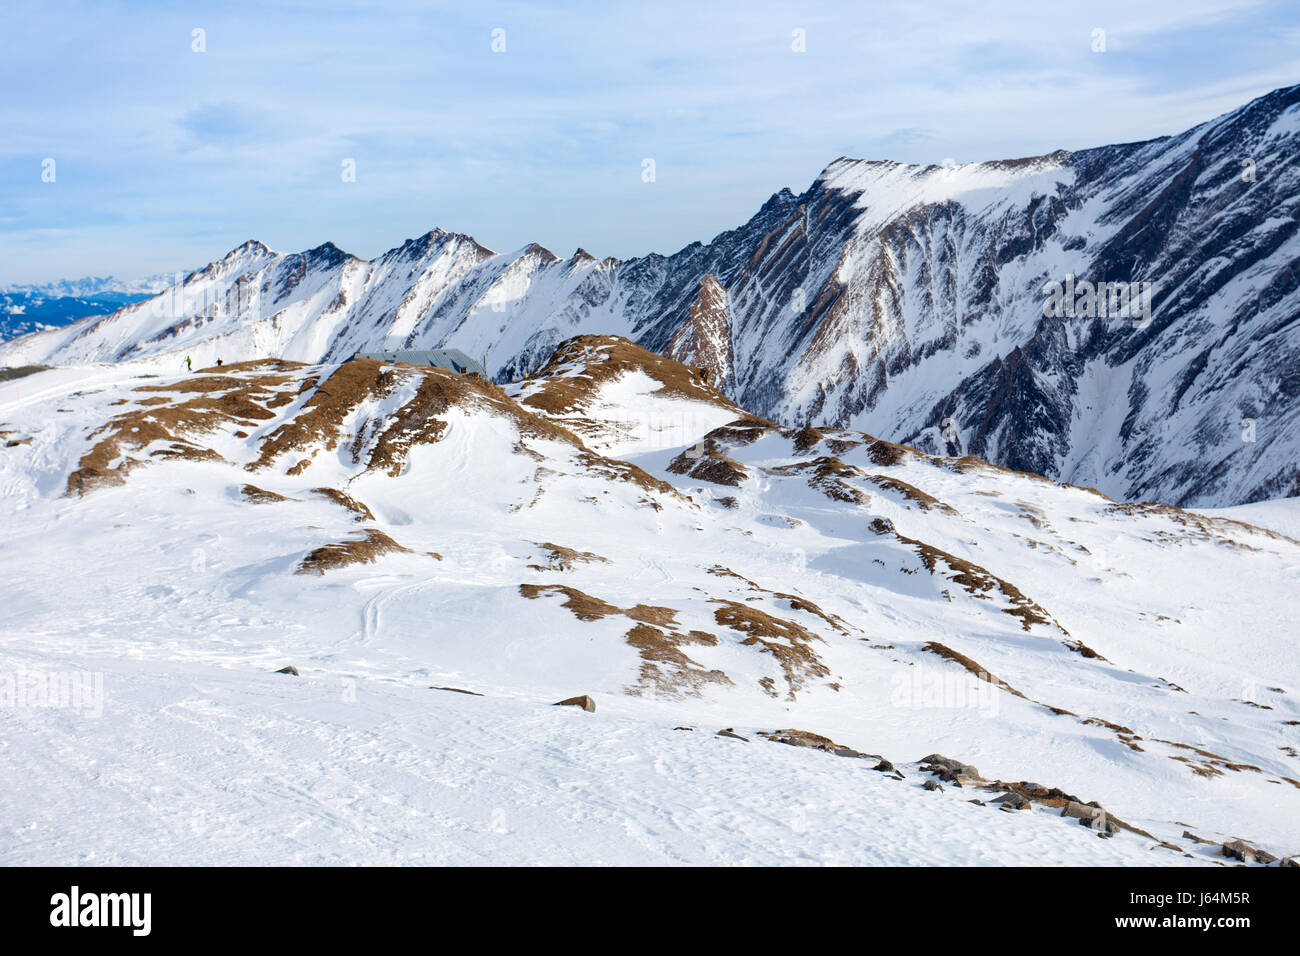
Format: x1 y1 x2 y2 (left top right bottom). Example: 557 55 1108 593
3 84 1297 508
0 275 169 343
0 274 172 298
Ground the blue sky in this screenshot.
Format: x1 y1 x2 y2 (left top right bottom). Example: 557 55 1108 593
2 0 1297 283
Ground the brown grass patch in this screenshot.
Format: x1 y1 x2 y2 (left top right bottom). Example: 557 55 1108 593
770 456 868 504
517 583 733 696
1170 755 1223 778
1083 716 1136 735
867 438 922 466
136 373 294 396
712 600 830 700
624 623 730 697
520 334 740 416
206 358 308 375
241 484 291 504
625 604 680 627
706 565 852 634
249 360 407 473
703 417 780 445
879 525 1062 633
529 541 611 572
867 474 959 514
948 455 1054 485
518 583 621 621
67 366 306 495
519 578 836 700
663 417 781 487
1106 501 1300 550
579 451 681 497
296 528 411 575
68 406 232 495
667 446 749 486
234 357 678 503
776 594 850 635
921 642 1027 699
787 425 826 453
252 358 590 478
311 487 375 521
0 365 49 383
1151 737 1261 775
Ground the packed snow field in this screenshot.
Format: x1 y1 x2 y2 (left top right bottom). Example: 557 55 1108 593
1 340 1297 866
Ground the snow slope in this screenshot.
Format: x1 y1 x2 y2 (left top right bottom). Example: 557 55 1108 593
0 339 1296 866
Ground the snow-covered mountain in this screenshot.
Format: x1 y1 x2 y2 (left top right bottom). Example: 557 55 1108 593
3 85 1298 508
1 338 1296 865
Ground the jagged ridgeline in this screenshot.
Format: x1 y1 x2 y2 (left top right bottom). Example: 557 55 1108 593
4 85 1298 508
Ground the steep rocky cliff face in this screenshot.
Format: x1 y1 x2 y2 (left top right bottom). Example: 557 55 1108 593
5 85 1297 507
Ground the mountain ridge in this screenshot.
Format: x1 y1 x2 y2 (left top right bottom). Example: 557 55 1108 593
3 83 1298 508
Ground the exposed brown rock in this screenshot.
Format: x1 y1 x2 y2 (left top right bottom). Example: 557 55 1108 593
667 276 732 390
1221 839 1276 864
555 694 596 712
758 728 870 758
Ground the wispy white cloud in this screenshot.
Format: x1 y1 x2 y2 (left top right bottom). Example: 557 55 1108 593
0 0 1295 282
